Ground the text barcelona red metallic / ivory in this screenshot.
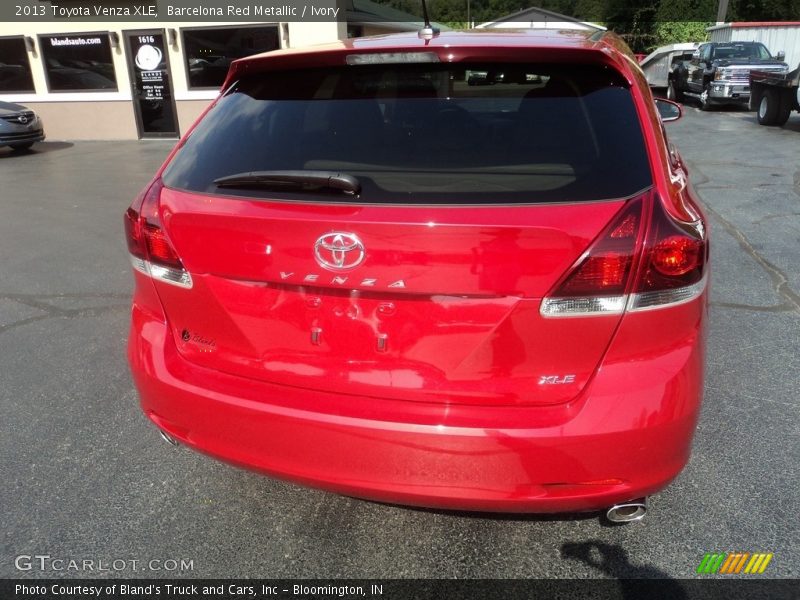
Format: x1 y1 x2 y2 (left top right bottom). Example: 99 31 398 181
125 29 708 515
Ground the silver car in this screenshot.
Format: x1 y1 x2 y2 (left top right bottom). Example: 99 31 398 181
0 101 45 151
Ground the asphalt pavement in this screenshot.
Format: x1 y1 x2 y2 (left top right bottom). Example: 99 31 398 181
1 106 798 581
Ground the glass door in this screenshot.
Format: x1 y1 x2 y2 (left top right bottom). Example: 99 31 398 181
124 30 179 138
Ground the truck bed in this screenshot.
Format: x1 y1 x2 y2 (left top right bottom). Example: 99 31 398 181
750 65 799 88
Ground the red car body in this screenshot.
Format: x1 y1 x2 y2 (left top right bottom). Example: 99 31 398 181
126 30 708 513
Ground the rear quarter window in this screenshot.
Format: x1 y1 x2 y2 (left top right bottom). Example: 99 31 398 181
163 63 652 204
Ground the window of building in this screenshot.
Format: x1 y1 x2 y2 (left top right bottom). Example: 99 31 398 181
182 26 280 90
39 33 117 92
0 36 35 93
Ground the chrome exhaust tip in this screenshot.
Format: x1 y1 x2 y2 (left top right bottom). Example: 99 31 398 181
158 429 179 447
606 498 647 523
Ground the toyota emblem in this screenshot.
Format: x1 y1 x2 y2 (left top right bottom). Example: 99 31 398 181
314 232 365 271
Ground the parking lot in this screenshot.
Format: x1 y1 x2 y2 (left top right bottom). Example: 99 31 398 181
1 106 798 580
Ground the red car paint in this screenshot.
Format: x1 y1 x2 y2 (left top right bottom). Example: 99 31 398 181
126 29 708 513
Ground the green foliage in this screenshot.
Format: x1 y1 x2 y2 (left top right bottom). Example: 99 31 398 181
373 0 520 25
655 0 716 21
653 22 711 49
374 0 800 24
572 0 607 21
728 0 800 21
370 0 799 51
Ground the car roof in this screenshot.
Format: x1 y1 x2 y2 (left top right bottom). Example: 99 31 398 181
224 29 636 86
245 28 609 60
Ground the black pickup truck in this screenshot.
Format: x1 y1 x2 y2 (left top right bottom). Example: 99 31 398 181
750 64 800 126
667 41 787 110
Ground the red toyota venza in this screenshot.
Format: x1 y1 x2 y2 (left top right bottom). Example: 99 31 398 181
125 29 708 521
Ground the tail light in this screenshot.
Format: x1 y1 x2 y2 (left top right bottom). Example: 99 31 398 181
541 192 706 317
124 179 192 288
628 194 706 311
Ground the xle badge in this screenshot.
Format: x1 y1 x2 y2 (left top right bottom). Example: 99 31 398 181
539 375 576 385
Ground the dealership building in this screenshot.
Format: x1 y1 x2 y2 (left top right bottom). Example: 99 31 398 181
0 2 423 140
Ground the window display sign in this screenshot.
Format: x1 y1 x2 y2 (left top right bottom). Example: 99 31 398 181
125 30 178 137
40 32 117 91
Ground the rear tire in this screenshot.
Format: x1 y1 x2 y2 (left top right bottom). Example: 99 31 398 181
10 142 34 152
667 80 683 102
757 89 780 125
775 91 792 126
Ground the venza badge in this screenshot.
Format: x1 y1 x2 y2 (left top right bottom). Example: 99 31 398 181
314 232 365 271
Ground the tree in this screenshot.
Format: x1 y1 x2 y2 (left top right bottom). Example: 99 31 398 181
368 0 799 51
653 21 711 49
729 0 800 20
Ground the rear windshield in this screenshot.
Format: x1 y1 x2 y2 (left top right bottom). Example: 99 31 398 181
163 63 652 204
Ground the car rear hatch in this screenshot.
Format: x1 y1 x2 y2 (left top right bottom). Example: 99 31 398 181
142 59 654 407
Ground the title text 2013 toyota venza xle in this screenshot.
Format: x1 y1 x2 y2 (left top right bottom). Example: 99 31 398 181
126 30 708 521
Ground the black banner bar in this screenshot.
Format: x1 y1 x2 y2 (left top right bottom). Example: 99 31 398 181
3 0 800 23
1 579 798 600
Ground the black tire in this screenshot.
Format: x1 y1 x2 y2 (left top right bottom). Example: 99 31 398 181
757 89 780 125
699 85 713 111
10 142 34 152
667 80 683 102
775 90 793 126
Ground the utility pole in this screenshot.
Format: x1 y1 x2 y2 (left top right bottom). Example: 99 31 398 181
716 0 729 24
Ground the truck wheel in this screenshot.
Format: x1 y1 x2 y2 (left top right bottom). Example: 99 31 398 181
699 85 713 111
667 80 683 102
757 89 780 125
775 90 792 126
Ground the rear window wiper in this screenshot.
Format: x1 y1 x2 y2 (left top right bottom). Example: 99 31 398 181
213 170 360 196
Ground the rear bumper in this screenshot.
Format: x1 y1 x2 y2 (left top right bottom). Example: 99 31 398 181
129 298 706 513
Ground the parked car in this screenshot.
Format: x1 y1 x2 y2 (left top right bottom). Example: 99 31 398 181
750 63 800 126
125 29 708 521
0 101 45 151
668 41 787 109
